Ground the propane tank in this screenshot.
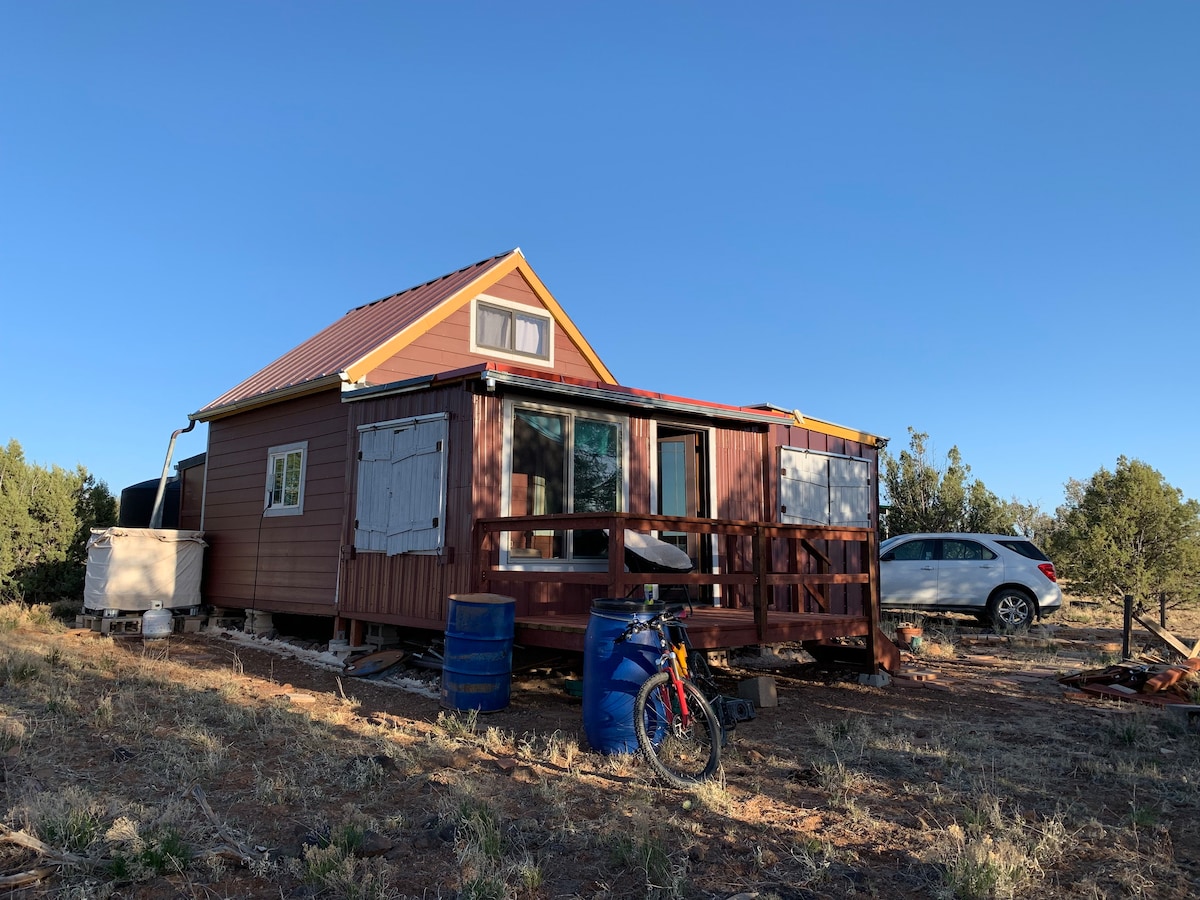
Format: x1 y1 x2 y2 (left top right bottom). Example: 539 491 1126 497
142 604 173 639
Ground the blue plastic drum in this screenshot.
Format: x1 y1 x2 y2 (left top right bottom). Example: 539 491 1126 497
582 599 664 753
441 593 516 713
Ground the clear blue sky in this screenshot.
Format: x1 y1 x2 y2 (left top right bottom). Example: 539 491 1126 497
3 2 1197 513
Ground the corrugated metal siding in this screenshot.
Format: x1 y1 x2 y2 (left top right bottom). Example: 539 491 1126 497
339 385 477 627
714 426 767 522
711 426 767 609
764 422 878 616
202 389 346 615
200 252 515 413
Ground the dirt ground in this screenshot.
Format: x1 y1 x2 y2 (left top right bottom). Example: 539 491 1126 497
3 606 1200 899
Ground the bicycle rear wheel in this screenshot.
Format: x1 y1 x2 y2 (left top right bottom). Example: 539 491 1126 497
633 671 722 788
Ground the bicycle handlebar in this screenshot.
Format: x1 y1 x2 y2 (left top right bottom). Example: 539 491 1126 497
613 607 688 644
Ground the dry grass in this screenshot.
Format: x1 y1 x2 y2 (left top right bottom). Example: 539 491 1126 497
1 599 1198 898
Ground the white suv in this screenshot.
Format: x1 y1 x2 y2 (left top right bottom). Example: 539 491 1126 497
878 533 1063 630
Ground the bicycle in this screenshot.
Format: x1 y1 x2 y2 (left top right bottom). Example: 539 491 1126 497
614 604 723 788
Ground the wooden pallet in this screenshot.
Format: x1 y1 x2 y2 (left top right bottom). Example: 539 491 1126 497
76 613 208 635
76 614 143 635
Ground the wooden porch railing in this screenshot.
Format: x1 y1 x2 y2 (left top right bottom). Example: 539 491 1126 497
471 512 882 645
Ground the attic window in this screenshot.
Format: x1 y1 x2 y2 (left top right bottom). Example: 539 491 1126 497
471 295 553 363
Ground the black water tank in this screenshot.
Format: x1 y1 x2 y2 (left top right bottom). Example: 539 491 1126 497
118 478 180 528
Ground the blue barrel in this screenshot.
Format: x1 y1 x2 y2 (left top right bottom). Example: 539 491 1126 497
440 593 516 713
583 599 664 754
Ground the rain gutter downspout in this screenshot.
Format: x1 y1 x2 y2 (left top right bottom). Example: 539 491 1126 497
149 420 197 528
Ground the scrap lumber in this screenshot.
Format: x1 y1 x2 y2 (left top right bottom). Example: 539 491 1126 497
0 795 266 887
0 822 98 887
1131 612 1198 660
190 784 262 866
1060 657 1199 707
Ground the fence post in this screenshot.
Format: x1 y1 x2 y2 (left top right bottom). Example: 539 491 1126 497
1122 593 1134 660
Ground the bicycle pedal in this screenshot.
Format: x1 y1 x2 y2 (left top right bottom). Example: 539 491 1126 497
717 696 756 726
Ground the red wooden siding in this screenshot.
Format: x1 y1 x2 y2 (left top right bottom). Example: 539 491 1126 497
201 389 346 615
363 271 603 387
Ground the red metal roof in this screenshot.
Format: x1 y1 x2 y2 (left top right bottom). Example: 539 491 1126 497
195 251 518 418
346 363 883 443
351 361 799 425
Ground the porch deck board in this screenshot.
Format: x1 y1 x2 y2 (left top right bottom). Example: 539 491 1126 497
515 607 871 653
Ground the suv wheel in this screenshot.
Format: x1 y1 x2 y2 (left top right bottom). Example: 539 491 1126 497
988 589 1035 631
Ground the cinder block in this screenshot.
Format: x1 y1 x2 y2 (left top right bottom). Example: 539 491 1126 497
858 672 892 688
737 675 778 708
244 609 274 635
365 623 400 648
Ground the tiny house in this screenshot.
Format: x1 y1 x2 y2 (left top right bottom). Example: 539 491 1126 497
191 250 898 672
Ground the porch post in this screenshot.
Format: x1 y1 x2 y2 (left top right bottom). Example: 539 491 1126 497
608 522 626 599
753 526 769 642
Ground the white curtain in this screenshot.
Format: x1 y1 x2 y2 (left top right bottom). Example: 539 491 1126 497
477 306 511 349
514 314 546 355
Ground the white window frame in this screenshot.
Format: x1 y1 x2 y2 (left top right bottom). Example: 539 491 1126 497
648 419 723 605
469 294 555 366
500 399 628 569
264 441 308 517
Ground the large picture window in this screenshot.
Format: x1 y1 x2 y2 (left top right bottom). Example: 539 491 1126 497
471 295 553 363
264 441 308 517
504 402 626 564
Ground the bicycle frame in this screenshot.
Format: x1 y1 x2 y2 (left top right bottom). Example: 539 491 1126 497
613 605 724 786
622 610 697 729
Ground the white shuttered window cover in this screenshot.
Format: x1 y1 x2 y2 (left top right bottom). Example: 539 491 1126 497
355 414 449 555
779 448 872 528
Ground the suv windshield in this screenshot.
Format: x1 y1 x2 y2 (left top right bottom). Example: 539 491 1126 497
993 539 1050 561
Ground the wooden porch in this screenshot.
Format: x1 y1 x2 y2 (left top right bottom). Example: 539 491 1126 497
472 513 900 674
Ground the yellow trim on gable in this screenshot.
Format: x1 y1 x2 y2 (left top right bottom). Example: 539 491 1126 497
343 251 617 385
511 258 618 384
795 414 884 448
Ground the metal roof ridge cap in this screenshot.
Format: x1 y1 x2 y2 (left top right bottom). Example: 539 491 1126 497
347 249 517 315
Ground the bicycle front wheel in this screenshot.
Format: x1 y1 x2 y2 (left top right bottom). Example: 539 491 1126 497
633 671 722 788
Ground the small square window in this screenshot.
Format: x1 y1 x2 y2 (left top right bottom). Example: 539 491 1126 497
265 441 308 516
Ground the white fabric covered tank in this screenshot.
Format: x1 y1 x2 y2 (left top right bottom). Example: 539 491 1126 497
83 527 206 612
